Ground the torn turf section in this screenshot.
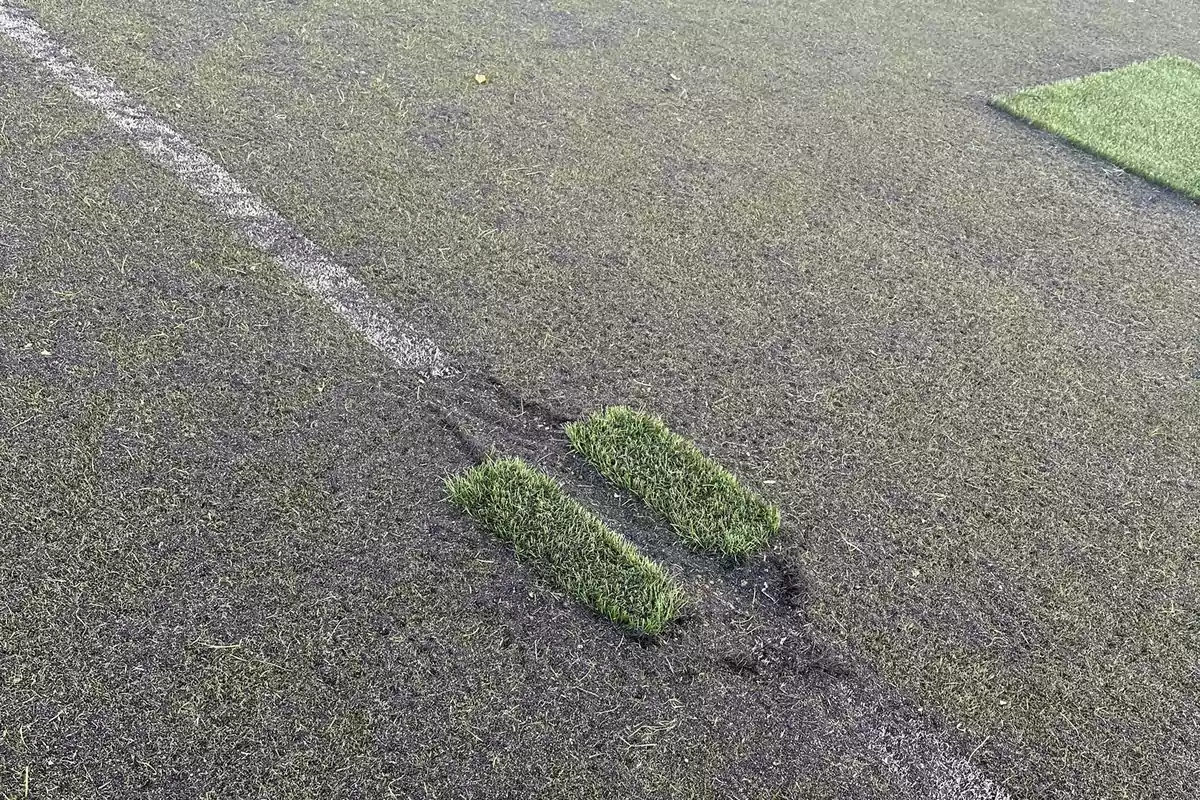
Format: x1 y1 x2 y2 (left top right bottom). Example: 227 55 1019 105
566 406 780 558
445 456 687 636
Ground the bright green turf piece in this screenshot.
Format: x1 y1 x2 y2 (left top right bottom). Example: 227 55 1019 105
992 55 1200 200
565 407 780 558
445 456 687 636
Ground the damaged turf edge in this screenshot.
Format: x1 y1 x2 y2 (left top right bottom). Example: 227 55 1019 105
445 456 687 636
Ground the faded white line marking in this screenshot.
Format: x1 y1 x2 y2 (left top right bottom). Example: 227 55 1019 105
835 686 1014 800
0 2 448 376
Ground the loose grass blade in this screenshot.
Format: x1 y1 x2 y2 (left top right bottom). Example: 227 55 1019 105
566 406 780 558
445 456 687 636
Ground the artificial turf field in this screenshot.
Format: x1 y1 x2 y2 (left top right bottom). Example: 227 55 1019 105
993 55 1200 201
2 0 1199 798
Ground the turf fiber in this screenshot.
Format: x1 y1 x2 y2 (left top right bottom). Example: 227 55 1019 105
566 406 780 557
993 55 1200 199
445 456 687 635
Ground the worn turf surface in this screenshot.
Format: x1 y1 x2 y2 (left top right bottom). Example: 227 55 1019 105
0 58 912 799
4 0 1200 797
992 55 1200 200
567 406 779 557
446 455 687 635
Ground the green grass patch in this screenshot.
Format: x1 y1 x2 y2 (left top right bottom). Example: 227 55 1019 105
565 406 780 558
445 456 687 636
992 55 1200 200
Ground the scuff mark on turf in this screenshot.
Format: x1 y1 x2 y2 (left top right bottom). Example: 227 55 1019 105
839 686 1014 800
484 372 579 425
427 400 491 463
767 552 810 610
0 2 447 376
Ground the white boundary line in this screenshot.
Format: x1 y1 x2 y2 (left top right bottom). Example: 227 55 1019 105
0 2 448 376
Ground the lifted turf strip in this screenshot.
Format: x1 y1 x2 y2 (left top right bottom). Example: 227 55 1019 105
445 456 687 635
566 407 780 557
992 55 1200 200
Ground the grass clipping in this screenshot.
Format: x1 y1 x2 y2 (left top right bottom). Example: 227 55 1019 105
567 406 780 558
992 55 1200 200
446 456 687 636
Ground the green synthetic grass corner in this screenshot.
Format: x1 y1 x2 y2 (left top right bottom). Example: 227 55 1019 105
566 406 781 558
445 456 687 636
991 55 1200 200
